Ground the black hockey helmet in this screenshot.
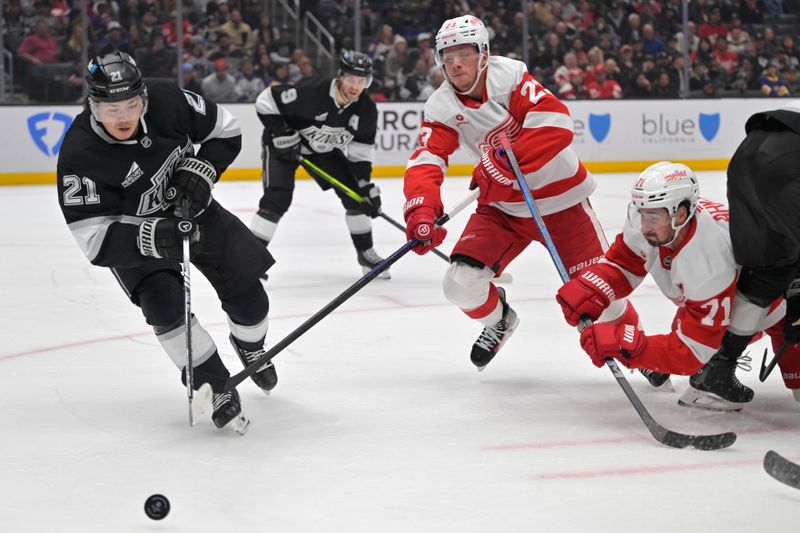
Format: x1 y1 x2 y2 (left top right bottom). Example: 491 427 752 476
339 50 373 79
86 52 145 102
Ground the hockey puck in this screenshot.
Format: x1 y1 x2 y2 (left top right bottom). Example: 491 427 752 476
144 494 170 520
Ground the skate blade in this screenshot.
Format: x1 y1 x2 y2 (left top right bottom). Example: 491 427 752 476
190 383 214 426
362 265 391 279
677 387 745 412
231 413 251 435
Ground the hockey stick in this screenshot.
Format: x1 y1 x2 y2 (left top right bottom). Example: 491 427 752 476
498 132 736 450
224 189 481 392
759 340 790 382
179 204 212 426
298 156 514 283
764 450 800 489
298 156 451 263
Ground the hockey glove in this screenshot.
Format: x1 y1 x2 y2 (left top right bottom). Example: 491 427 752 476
556 269 616 327
356 179 382 218
270 129 301 163
784 278 800 343
580 323 646 368
473 148 515 189
404 197 446 255
166 157 216 218
137 218 200 260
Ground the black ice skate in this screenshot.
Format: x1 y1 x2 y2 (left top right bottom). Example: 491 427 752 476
470 287 519 371
212 388 250 435
357 248 391 279
230 335 278 395
639 369 675 392
678 352 754 412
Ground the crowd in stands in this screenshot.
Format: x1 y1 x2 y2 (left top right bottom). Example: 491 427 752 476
3 0 800 103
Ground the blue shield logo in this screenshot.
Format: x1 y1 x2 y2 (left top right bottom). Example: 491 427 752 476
588 113 611 143
698 113 720 142
27 112 73 156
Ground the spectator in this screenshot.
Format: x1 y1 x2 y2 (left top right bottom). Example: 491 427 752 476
256 53 271 80
713 38 739 75
242 0 265 32
266 62 291 86
761 62 792 96
202 57 237 101
296 57 321 86
181 62 204 95
630 71 654 97
698 8 729 45
368 24 394 58
139 34 175 78
739 0 765 24
762 0 785 15
732 55 760 92
17 18 59 70
384 4 407 35
617 43 638 91
652 70 678 98
254 14 276 47
641 23 665 56
584 64 623 99
234 57 265 102
782 65 799 94
358 2 380 39
692 37 715 65
412 32 436 73
621 13 643 46
209 33 242 72
162 10 193 48
558 67 585 100
186 36 210 75
781 36 800 69
674 20 700 55
137 5 160 46
690 62 718 96
554 51 579 87
270 24 295 64
220 8 255 55
61 21 86 63
399 57 433 101
97 21 134 56
383 34 408 94
726 25 751 56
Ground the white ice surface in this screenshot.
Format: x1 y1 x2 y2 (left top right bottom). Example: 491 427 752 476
1 172 798 532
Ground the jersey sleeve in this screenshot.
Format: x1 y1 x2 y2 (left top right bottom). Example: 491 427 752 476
506 73 575 174
631 279 737 375
403 114 460 212
346 97 377 182
179 87 242 178
56 156 148 268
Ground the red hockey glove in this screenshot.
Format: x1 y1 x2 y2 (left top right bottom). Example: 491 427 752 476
580 323 646 368
404 197 446 255
472 148 515 188
556 270 616 326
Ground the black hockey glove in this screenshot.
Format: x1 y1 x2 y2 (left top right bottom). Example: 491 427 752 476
269 129 301 163
166 157 216 218
356 179 382 218
137 218 200 261
784 278 800 343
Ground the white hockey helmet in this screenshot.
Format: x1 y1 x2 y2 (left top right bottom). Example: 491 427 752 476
631 161 699 229
434 15 490 67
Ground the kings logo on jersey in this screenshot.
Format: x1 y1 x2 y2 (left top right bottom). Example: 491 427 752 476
299 124 355 153
136 142 192 216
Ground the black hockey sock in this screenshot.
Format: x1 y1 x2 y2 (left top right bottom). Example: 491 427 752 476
231 335 265 353
182 351 230 393
351 231 373 251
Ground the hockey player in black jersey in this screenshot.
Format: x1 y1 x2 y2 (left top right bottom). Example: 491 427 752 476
56 52 278 433
250 50 391 278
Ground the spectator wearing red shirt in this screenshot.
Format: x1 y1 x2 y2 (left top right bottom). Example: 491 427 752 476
698 9 729 45
713 38 739 74
17 18 60 100
584 64 623 99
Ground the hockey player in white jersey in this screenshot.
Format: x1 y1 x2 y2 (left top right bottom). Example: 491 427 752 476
556 162 800 410
402 15 638 370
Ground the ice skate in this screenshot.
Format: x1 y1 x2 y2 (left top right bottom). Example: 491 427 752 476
470 287 519 371
230 335 278 395
212 388 250 435
639 369 675 392
678 352 753 412
357 247 391 279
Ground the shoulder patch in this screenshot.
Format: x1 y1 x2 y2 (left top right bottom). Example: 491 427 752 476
280 88 298 104
182 90 206 115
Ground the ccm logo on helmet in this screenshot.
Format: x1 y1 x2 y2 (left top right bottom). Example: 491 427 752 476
109 86 131 93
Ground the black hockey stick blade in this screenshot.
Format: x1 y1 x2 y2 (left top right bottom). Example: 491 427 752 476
759 341 788 382
606 359 737 450
764 450 800 489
